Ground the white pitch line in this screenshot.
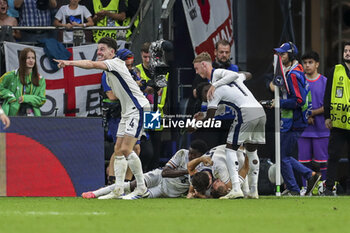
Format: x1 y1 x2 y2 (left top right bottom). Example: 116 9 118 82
0 211 107 216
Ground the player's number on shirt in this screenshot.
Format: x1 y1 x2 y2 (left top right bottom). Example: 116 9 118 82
129 119 135 128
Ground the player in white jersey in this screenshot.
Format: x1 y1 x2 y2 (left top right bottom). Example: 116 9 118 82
187 145 249 198
192 52 266 199
55 37 150 200
82 140 208 198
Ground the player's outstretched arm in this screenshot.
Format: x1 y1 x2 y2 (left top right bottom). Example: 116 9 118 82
54 59 108 71
161 166 188 178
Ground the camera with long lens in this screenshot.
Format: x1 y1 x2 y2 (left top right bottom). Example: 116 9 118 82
148 39 173 89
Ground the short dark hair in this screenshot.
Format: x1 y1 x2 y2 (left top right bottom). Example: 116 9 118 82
140 42 151 53
190 140 208 155
215 39 230 49
98 37 118 52
195 82 210 102
191 171 210 194
344 41 350 50
211 185 228 198
301 51 320 62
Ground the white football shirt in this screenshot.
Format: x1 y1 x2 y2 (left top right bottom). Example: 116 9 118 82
163 149 190 194
103 58 149 117
208 72 265 122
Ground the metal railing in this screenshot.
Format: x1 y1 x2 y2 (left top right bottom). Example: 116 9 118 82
0 0 151 33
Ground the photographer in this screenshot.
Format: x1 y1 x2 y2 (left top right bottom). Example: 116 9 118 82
135 41 170 170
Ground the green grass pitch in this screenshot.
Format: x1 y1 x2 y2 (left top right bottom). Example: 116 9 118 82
0 196 349 233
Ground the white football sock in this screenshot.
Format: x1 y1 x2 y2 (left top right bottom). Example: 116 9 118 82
126 151 146 191
246 150 259 193
225 148 241 192
114 155 127 191
236 148 245 170
241 176 250 195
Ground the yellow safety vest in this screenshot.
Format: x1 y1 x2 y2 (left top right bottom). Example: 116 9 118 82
123 0 139 41
330 64 350 130
93 0 122 42
136 63 168 130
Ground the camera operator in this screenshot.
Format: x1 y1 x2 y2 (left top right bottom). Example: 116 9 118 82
135 42 168 112
135 41 170 170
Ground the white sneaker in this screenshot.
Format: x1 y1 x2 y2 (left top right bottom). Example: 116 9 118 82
122 188 150 200
98 188 124 200
243 190 250 198
219 189 244 199
247 191 259 199
300 187 307 196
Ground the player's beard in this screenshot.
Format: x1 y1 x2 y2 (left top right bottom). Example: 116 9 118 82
344 58 350 64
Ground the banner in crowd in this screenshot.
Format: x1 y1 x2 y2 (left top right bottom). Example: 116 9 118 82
4 42 102 117
182 0 235 62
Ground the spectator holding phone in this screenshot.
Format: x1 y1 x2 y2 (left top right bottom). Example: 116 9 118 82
54 0 94 44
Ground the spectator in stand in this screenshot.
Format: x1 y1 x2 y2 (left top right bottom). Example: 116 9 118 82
92 0 127 42
0 0 20 40
14 0 57 43
125 0 139 20
6 0 18 19
0 48 46 116
54 0 94 44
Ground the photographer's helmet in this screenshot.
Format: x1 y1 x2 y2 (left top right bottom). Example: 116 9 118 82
116 48 134 61
274 42 298 61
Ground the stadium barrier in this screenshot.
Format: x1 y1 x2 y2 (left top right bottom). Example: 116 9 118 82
0 117 104 197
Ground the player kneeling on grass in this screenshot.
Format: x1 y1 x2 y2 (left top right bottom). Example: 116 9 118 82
186 145 249 199
82 140 208 199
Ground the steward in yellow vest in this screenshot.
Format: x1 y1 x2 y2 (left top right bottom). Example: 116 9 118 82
323 42 350 195
92 0 126 42
325 64 350 130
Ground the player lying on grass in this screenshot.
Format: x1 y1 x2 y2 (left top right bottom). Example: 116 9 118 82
186 145 249 199
82 140 208 199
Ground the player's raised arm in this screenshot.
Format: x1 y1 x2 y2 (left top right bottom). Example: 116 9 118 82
54 59 108 71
